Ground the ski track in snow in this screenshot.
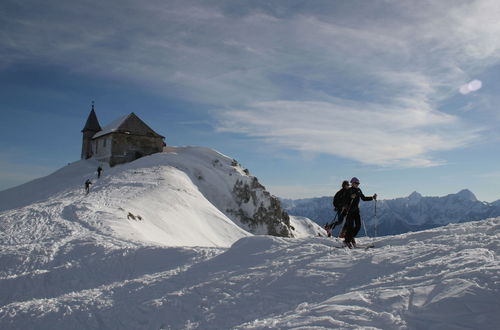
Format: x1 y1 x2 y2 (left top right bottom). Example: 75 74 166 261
0 148 498 329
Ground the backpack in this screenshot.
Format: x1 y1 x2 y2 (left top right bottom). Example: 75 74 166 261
333 190 344 210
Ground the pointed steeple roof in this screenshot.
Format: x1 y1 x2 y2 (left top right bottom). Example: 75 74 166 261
82 102 102 133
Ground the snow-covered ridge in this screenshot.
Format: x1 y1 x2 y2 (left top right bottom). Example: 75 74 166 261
155 147 293 237
0 146 320 248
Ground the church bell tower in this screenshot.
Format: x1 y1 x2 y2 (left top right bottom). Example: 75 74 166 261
81 102 102 159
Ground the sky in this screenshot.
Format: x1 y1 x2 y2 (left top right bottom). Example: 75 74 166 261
1 0 500 202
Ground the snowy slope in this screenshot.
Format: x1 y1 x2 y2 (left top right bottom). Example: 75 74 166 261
0 149 251 248
0 146 301 248
148 147 292 237
289 215 327 238
0 218 498 329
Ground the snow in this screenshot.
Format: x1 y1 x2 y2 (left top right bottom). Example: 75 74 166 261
1 217 498 329
92 114 130 138
0 147 499 329
289 215 326 238
0 148 250 248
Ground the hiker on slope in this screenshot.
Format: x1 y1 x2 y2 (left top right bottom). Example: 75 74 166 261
344 177 376 248
325 180 351 237
85 179 92 195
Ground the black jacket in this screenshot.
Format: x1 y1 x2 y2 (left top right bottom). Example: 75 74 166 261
333 188 350 211
346 187 373 212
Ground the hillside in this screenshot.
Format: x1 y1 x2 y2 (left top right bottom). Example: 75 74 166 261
0 147 321 248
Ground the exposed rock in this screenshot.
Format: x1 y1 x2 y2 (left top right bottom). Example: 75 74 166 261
230 177 292 237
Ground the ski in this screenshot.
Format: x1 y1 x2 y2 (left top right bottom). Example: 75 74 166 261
356 244 375 249
331 243 375 250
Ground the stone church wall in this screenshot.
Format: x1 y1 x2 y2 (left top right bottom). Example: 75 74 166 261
105 133 163 166
92 136 113 161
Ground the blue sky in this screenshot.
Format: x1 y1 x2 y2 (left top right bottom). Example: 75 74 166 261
1 0 500 201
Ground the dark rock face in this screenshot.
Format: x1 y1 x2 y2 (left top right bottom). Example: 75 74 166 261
230 178 292 237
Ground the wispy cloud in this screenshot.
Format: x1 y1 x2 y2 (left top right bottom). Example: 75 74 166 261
216 100 481 167
1 0 499 166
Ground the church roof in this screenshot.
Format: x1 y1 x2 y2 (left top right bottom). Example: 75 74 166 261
81 108 102 133
92 112 164 139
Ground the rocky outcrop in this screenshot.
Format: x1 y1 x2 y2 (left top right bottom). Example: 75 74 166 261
175 147 294 238
230 177 292 237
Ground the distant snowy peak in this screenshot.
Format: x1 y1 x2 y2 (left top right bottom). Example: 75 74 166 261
453 189 478 202
405 189 478 201
408 191 422 198
407 191 422 203
407 189 477 202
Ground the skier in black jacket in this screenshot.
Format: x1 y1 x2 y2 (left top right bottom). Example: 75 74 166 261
324 181 350 237
333 180 350 225
344 177 376 248
84 179 92 195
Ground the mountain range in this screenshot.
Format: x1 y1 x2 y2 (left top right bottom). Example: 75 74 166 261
281 189 500 236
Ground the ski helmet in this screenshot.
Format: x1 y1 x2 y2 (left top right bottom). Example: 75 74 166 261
342 180 349 187
350 177 360 184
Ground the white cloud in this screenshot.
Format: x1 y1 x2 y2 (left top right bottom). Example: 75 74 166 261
1 0 499 166
216 100 481 167
2 1 499 102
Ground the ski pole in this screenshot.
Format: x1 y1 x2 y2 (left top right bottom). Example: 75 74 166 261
331 211 339 226
329 211 339 230
325 212 338 229
362 218 369 238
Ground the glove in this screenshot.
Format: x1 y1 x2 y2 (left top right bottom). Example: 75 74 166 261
373 193 377 200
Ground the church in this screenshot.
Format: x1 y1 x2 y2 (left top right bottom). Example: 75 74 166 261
81 103 165 166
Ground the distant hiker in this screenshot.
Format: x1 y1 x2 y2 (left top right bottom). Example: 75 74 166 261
97 166 103 178
85 179 92 194
325 180 351 237
343 177 376 248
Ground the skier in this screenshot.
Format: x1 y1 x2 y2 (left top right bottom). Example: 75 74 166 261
85 179 92 195
325 180 350 237
343 177 376 248
97 166 103 178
